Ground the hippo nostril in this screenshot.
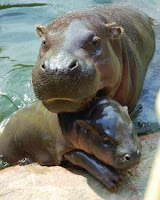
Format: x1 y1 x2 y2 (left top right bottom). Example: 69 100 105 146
68 60 79 70
124 154 131 161
41 60 50 71
136 150 141 157
121 154 131 162
41 63 45 70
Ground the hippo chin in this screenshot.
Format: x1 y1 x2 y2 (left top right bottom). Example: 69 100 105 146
0 97 141 191
32 5 155 113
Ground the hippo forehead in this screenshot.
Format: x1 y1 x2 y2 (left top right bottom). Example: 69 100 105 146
91 103 133 138
46 20 101 52
45 11 105 47
64 20 96 49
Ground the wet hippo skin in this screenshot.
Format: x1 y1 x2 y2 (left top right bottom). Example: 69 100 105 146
0 98 141 191
32 5 155 113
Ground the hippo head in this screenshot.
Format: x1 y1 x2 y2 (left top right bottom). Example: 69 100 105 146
76 98 142 170
32 11 123 113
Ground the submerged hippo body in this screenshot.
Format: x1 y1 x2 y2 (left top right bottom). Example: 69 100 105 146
0 98 141 191
32 5 155 113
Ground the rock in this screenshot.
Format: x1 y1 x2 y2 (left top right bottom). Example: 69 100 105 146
144 139 160 200
0 133 160 200
155 90 160 122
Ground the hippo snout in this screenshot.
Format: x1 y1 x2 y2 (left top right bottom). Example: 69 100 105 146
41 59 81 74
116 147 142 169
120 150 141 163
32 52 100 113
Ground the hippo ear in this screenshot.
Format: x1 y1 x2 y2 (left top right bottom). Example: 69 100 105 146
36 25 46 38
106 22 124 39
76 120 92 130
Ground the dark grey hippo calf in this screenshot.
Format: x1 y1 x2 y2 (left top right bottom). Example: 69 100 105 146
0 97 141 191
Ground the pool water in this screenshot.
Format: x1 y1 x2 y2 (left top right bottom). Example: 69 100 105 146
0 0 160 135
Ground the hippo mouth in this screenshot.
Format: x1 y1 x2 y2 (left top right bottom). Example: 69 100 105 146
42 96 92 113
32 65 100 113
43 97 79 103
115 160 141 171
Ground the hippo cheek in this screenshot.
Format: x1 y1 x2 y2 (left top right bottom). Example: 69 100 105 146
99 151 115 167
91 145 116 167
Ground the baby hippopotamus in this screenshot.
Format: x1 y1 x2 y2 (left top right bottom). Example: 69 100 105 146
0 98 141 191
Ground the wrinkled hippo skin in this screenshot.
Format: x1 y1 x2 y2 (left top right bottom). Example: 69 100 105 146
0 98 141 191
32 5 155 113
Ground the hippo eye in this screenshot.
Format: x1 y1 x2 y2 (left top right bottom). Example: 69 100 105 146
104 136 110 141
92 36 101 46
103 136 112 145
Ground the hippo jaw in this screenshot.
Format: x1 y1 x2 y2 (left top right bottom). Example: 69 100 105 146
42 98 92 113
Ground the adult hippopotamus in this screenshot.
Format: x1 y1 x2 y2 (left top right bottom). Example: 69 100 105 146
32 5 155 113
0 97 141 191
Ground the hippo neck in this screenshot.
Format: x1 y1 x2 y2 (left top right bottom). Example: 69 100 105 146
58 113 92 154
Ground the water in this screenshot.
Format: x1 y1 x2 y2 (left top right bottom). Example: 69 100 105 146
0 0 160 135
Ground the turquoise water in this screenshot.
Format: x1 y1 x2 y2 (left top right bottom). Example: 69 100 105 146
0 0 160 134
